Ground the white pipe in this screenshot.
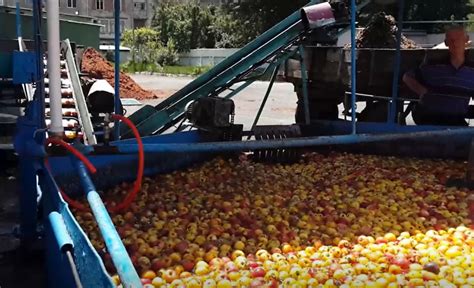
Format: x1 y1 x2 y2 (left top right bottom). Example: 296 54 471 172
47 0 64 135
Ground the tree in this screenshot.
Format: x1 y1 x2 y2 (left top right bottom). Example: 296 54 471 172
403 0 473 32
122 27 160 64
227 0 473 42
224 0 308 44
122 27 178 66
211 10 243 48
152 0 219 52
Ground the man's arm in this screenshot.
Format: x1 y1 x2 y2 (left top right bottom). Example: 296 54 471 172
403 72 429 98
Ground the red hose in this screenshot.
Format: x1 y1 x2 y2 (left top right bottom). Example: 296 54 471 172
44 138 96 211
44 115 144 214
108 114 144 213
45 138 97 174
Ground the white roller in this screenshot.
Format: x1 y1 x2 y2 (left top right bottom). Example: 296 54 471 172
47 0 64 136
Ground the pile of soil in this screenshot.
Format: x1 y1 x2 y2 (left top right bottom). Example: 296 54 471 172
81 48 157 100
354 12 419 49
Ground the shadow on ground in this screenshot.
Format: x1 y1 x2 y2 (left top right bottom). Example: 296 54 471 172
0 165 46 288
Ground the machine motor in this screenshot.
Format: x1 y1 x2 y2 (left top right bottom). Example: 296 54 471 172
185 97 235 130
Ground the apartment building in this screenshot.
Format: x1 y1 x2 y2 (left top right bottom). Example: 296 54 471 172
0 0 153 44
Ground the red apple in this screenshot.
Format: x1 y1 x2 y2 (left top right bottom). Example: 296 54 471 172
251 267 266 278
181 259 194 272
392 256 410 270
175 241 189 253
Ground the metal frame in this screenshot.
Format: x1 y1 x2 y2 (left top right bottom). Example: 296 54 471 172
14 1 474 287
388 0 405 124
299 45 311 125
350 0 357 134
64 39 97 145
114 0 121 139
121 1 321 137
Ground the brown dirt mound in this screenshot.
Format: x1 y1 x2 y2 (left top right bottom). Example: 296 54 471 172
350 12 419 49
81 48 157 100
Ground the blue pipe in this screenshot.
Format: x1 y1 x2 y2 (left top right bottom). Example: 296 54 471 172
16 2 21 38
388 0 405 124
113 128 474 154
48 211 73 252
114 0 121 139
74 160 141 288
350 0 357 134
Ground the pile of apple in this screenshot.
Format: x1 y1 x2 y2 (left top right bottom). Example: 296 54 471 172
74 152 474 287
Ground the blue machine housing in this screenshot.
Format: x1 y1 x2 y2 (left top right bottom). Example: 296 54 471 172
42 125 474 287
42 131 212 287
42 123 474 287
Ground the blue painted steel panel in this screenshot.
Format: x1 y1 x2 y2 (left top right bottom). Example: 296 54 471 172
12 51 38 84
40 168 115 288
44 211 77 288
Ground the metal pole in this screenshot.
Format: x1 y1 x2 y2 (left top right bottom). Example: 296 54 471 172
65 251 84 288
299 45 311 125
114 0 122 139
248 64 280 138
115 128 474 154
350 0 357 135
131 15 135 66
16 2 22 39
74 160 141 288
388 0 405 124
47 0 64 137
32 0 45 129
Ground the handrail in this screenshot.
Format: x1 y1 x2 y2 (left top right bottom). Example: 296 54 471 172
63 39 97 145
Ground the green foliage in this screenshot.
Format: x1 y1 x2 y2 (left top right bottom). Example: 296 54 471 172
162 65 212 76
403 0 473 32
210 8 245 48
122 27 161 63
224 0 308 44
357 0 473 32
121 62 211 76
156 40 179 66
122 27 178 67
147 0 474 52
152 0 219 52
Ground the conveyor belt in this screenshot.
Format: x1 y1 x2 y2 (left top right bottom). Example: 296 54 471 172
43 57 82 141
20 39 96 144
121 1 321 138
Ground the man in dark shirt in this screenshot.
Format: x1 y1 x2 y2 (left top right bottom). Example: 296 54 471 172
403 26 474 126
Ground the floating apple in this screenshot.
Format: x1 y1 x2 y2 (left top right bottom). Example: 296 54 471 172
73 152 473 287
